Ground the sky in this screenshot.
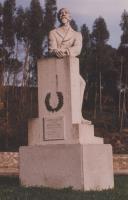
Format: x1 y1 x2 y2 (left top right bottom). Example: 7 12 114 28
1 0 128 48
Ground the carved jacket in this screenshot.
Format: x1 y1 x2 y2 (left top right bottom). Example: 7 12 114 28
48 26 82 57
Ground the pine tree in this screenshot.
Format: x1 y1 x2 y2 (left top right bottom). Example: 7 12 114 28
80 24 92 119
91 17 110 114
120 10 128 50
2 0 17 84
0 2 3 71
29 0 44 58
15 7 31 86
70 19 78 31
27 0 45 85
0 3 3 41
44 0 57 35
118 10 128 131
2 0 16 148
80 24 91 76
92 17 109 46
15 6 27 42
119 10 128 83
3 0 16 49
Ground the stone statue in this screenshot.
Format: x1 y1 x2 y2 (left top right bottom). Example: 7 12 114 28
48 8 91 124
48 8 82 58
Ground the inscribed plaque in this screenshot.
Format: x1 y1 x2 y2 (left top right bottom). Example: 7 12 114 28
43 116 64 140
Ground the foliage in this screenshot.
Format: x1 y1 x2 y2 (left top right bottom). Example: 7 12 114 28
44 0 57 35
117 10 128 132
3 0 16 49
80 24 91 79
91 17 109 45
29 0 45 59
70 19 78 31
120 10 128 48
0 0 58 151
0 86 38 151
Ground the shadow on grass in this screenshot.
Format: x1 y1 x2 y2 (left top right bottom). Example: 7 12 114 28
0 176 19 186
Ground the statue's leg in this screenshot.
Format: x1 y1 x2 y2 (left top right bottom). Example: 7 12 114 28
80 75 86 107
80 75 91 124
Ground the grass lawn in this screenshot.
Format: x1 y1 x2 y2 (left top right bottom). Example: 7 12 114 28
0 176 128 200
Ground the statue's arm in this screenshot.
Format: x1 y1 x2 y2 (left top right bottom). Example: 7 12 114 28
48 30 67 58
48 30 58 55
67 32 82 57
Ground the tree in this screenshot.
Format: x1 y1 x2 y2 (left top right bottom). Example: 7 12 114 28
91 17 109 45
28 0 45 85
79 24 92 119
15 6 28 43
91 17 110 115
0 2 3 79
118 10 128 131
44 0 57 35
2 0 18 84
70 19 78 31
15 6 31 86
120 10 128 49
3 0 16 49
0 3 3 41
2 0 16 148
80 24 91 77
15 0 45 86
29 0 45 58
0 1 42 150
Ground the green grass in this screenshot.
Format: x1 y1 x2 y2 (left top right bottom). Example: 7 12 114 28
0 176 128 200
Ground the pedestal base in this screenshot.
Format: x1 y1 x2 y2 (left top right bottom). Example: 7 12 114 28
19 144 114 191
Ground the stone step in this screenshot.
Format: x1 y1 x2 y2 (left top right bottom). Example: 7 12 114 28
79 123 94 139
79 124 104 144
92 136 104 144
79 135 103 144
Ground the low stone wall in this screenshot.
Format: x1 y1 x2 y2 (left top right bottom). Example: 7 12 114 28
113 154 128 174
0 152 128 175
0 152 19 175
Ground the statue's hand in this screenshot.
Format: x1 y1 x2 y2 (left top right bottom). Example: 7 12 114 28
55 49 65 58
54 49 68 58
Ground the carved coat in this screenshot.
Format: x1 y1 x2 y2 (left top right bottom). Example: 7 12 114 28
48 26 82 57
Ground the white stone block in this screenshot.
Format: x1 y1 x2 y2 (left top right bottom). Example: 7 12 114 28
20 144 114 191
37 57 81 124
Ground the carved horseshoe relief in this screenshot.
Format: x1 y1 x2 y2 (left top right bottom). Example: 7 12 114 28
45 92 64 112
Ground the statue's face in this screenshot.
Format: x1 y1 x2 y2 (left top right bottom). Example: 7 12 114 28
58 8 71 24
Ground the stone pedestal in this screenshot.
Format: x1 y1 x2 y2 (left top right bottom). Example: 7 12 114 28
28 57 103 145
20 144 113 191
19 57 114 191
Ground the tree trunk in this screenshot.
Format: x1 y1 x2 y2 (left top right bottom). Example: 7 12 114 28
94 83 97 119
119 56 123 118
99 71 102 112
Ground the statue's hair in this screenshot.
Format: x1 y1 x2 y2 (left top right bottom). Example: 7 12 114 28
57 8 72 23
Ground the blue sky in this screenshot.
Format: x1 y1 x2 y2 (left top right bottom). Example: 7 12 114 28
1 0 128 48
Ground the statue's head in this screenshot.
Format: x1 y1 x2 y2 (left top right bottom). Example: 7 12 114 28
57 8 72 25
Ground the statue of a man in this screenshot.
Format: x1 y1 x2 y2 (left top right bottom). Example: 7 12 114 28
48 8 82 58
48 8 91 124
